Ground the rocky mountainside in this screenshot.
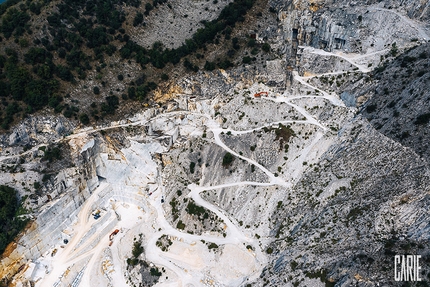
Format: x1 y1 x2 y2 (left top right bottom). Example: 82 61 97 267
362 43 430 162
0 0 430 286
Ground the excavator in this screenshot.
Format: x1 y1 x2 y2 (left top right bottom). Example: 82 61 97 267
254 91 268 98
109 229 120 246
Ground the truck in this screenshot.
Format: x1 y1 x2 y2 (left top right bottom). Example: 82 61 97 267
93 210 101 220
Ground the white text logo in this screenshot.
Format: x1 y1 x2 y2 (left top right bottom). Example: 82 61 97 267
394 255 421 281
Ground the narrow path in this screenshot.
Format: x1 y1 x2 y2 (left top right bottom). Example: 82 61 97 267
293 47 386 79
291 71 345 107
350 48 389 60
299 46 372 73
210 126 289 187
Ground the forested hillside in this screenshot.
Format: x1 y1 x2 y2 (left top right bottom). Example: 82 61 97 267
0 0 273 130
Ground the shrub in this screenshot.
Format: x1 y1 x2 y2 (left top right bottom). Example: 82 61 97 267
208 243 218 249
101 95 119 114
217 59 233 69
184 58 199 72
242 56 252 64
43 145 62 162
262 43 270 52
144 3 153 15
150 267 162 277
222 152 234 167
366 104 377 113
132 241 144 258
390 42 398 56
247 38 256 47
414 113 430 125
79 113 90 125
42 174 52 182
161 73 169 81
190 162 196 174
290 260 298 270
400 131 410 139
93 86 100 95
417 70 426 77
186 201 206 217
176 220 185 230
274 124 295 143
0 185 28 255
204 61 216 71
127 257 139 266
133 12 144 26
232 37 240 50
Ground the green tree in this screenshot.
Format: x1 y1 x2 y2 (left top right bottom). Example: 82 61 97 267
222 152 234 167
133 12 144 26
161 73 169 81
79 113 90 125
93 86 100 95
204 61 216 71
242 56 252 64
190 162 196 174
262 43 271 52
132 241 144 258
0 185 28 255
144 3 153 15
247 38 256 47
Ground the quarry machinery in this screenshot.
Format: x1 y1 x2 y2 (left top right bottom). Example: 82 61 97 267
109 229 120 241
109 229 120 246
254 91 268 97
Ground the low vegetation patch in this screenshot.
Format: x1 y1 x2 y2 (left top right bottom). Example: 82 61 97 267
0 185 28 255
414 113 430 125
156 234 173 252
263 124 295 149
222 152 234 167
186 200 209 219
0 0 260 129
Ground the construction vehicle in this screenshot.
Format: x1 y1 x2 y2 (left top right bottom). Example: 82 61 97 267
254 91 268 98
109 229 119 241
108 229 120 246
93 210 101 220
